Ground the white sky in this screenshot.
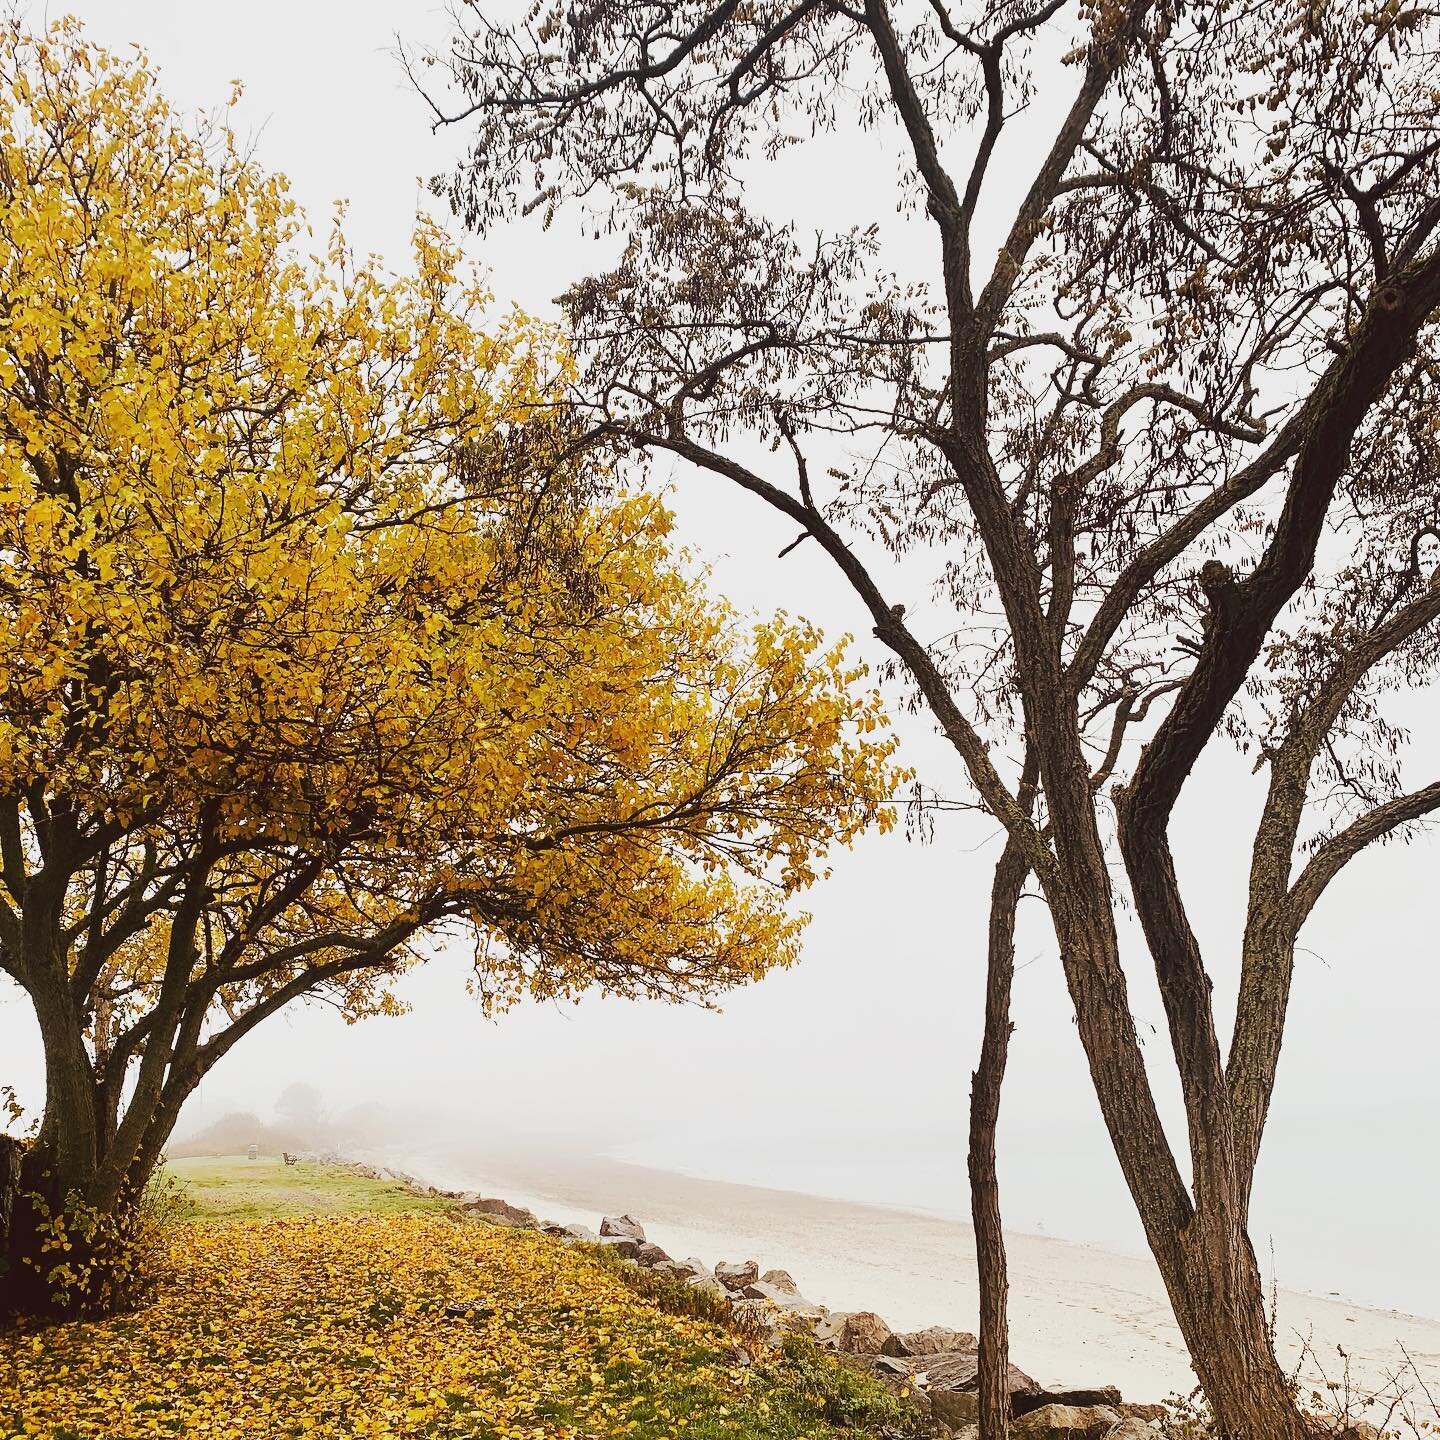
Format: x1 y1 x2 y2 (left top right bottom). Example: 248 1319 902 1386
2 1 1437 1318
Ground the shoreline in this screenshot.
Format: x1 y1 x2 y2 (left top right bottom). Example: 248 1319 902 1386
350 1139 1440 1406
599 1152 1440 1328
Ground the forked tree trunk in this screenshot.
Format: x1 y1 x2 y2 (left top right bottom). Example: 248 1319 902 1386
4 964 102 1313
1053 930 1307 1439
2 1025 208 1320
969 837 1029 1438
1160 1202 1304 1440
1030 734 1307 1440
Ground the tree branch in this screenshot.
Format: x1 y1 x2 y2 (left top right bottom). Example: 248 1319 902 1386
1288 781 1440 933
974 0 1154 332
635 425 1055 878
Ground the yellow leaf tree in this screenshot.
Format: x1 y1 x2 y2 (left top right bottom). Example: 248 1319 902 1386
0 20 900 1318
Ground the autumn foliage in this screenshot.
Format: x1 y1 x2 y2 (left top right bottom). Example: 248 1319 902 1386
0 1208 920 1440
0 19 899 1315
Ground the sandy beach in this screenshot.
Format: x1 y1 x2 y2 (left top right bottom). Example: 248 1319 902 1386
370 1140 1440 1408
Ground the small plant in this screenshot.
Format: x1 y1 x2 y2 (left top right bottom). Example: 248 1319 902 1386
1151 1338 1440 1440
758 1332 933 1435
1290 1334 1440 1440
0 1088 29 1137
605 1255 735 1326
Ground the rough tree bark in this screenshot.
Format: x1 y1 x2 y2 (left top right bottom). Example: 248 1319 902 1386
969 832 1029 1439
0 1137 21 1278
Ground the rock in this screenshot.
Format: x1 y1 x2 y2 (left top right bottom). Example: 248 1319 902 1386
562 1223 598 1242
741 1279 818 1309
654 1256 708 1280
1015 1388 1123 1416
633 1241 672 1266
687 1275 730 1301
882 1325 979 1358
913 1352 1041 1418
461 1196 539 1228
814 1309 893 1354
1014 1403 1124 1439
599 1234 641 1259
759 1268 800 1293
1107 1422 1163 1440
1116 1404 1166 1422
930 1388 980 1426
743 1284 827 1324
854 1353 912 1382
714 1259 760 1290
599 1213 646 1242
728 1297 782 1344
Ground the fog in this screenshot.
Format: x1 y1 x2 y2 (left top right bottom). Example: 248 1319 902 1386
2 0 1437 1322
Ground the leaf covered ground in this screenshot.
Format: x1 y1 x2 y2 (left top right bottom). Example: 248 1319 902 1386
1 1166 924 1440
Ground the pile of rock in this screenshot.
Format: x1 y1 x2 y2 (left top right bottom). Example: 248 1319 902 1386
469 1201 1169 1440
336 1168 1385 1440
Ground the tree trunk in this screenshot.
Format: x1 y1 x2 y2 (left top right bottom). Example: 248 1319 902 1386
0 1135 21 1283
24 942 100 1204
1162 1210 1304 1440
1046 908 1306 1439
969 838 1028 1438
2 1138 65 1319
4 972 140 1318
6 964 104 1314
1031 742 1305 1440
3 1016 206 1319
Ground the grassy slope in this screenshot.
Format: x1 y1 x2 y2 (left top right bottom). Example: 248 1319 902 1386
164 1155 455 1222
1 1156 927 1440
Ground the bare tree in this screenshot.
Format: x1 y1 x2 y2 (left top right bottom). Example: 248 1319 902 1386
425 1 1440 1434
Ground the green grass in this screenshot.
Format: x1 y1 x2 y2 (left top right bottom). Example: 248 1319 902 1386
162 1154 455 1223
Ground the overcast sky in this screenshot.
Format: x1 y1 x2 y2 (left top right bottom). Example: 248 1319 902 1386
3 1 1437 1318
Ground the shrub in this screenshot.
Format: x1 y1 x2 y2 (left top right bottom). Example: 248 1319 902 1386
760 1331 932 1434
9 1170 191 1322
